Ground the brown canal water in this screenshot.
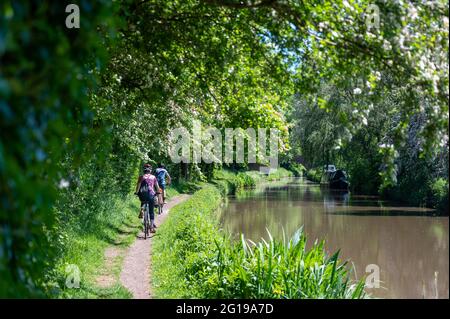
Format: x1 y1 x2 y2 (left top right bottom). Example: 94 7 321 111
219 177 449 299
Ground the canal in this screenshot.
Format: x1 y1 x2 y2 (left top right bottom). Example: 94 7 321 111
219 177 449 298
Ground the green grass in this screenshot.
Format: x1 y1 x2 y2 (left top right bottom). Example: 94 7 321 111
212 168 293 195
265 167 294 180
152 185 223 298
46 177 200 299
168 179 203 195
151 184 366 299
48 194 142 298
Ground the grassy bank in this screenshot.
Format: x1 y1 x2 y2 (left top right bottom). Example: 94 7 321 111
211 167 294 194
152 171 366 299
48 179 189 299
48 194 142 298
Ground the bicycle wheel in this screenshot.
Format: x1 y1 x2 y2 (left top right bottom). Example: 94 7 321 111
158 203 163 215
144 203 149 239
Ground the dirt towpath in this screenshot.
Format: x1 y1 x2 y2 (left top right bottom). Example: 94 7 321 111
119 194 191 299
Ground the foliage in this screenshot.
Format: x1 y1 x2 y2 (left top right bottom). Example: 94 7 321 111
283 163 306 177
428 178 449 213
265 167 294 181
2 0 448 296
169 179 202 195
201 229 365 299
105 0 449 174
236 172 257 188
306 168 322 184
289 76 448 211
212 168 292 194
152 185 365 299
0 0 120 297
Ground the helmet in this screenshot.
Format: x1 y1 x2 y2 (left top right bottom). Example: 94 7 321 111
143 163 152 173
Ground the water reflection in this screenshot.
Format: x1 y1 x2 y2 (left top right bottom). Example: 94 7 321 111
219 177 449 299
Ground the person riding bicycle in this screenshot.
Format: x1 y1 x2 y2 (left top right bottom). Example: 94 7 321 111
134 163 160 233
155 163 171 204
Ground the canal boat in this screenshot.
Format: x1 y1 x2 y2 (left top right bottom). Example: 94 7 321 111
329 169 350 190
320 164 336 184
320 165 350 190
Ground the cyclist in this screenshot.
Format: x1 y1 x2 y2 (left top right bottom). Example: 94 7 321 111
135 163 160 233
155 163 171 204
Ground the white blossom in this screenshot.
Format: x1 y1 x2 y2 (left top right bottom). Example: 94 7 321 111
58 179 70 189
353 87 362 95
383 40 392 51
408 6 418 20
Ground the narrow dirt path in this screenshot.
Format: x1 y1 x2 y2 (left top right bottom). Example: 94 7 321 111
119 194 191 299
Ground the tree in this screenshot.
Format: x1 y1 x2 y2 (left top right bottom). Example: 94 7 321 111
1 0 448 296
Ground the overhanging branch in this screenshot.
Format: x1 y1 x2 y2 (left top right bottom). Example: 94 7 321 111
202 0 278 9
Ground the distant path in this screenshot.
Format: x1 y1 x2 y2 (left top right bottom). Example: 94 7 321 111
119 194 191 299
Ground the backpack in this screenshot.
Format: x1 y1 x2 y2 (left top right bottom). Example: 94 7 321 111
156 169 166 185
138 176 153 202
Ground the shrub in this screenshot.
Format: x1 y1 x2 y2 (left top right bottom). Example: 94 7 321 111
306 168 322 183
428 178 449 214
287 163 306 177
0 0 120 297
212 170 256 193
236 172 256 188
266 168 294 180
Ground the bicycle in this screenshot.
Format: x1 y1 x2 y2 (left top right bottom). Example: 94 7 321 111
156 191 164 215
142 202 151 239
